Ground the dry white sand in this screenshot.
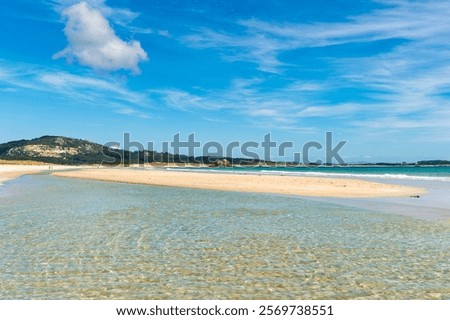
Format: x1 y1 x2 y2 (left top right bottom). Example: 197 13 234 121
0 165 79 185
52 168 424 198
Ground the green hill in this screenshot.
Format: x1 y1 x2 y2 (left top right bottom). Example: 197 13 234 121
0 136 216 165
0 136 115 165
0 136 264 166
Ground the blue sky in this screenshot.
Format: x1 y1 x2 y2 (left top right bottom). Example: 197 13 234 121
1 0 450 162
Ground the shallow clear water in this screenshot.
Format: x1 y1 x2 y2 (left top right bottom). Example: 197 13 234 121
0 174 449 299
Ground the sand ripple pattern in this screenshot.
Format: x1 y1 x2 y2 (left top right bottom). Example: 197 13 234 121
0 175 449 299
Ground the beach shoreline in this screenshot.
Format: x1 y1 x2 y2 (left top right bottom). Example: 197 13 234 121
0 164 81 186
0 165 49 185
51 167 424 198
4 164 448 220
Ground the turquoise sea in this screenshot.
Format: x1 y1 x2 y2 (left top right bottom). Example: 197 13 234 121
170 165 450 181
0 170 449 299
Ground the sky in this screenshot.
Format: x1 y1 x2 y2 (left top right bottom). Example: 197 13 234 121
1 0 450 162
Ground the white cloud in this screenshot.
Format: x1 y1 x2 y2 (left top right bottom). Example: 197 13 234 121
53 1 148 73
183 27 285 73
296 104 359 118
114 106 150 119
52 0 139 25
157 30 171 38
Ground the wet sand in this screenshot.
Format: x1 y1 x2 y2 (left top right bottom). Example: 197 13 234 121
0 165 48 185
317 178 450 220
0 165 78 185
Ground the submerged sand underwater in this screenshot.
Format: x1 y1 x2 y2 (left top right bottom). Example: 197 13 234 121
1 174 448 299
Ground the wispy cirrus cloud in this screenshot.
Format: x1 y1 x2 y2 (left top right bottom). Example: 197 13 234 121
183 1 450 73
183 27 286 73
39 72 149 107
181 0 450 134
0 61 151 118
148 78 317 128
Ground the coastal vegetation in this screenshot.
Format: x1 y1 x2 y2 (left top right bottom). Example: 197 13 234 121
1 136 449 166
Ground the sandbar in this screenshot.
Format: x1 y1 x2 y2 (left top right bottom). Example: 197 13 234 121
0 165 48 185
0 164 79 185
52 168 424 198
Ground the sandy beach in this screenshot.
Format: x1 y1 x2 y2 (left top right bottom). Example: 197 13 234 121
0 164 79 185
0 165 49 185
52 168 424 198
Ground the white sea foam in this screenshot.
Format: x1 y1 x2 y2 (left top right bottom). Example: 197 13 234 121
164 167 450 182
259 170 450 182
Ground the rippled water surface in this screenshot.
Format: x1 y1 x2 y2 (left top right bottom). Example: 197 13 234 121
0 174 449 299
